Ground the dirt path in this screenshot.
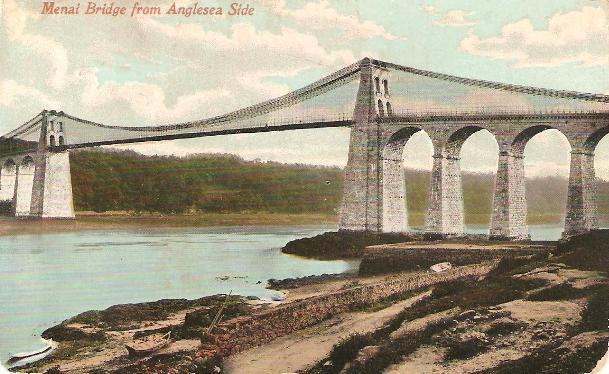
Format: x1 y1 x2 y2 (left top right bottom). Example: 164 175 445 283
224 291 430 374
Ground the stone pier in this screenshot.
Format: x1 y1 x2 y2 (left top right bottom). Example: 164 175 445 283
424 153 464 236
490 148 528 239
563 149 598 237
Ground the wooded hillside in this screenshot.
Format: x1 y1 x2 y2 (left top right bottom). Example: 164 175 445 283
70 149 609 222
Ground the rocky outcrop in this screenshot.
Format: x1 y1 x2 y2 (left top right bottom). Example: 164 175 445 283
359 241 552 275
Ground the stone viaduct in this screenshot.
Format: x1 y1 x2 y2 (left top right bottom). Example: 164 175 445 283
1 58 608 239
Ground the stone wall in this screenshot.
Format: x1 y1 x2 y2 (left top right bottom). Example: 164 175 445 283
359 243 551 276
210 262 497 355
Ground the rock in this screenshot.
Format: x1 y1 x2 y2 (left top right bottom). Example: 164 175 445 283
390 308 461 340
355 345 380 364
430 262 452 273
323 360 333 367
213 366 222 373
42 324 106 342
44 368 64 374
445 331 493 359
458 310 477 320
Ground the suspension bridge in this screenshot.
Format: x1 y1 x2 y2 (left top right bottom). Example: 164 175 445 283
1 58 608 238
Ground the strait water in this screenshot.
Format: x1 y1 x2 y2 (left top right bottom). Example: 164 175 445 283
0 223 564 366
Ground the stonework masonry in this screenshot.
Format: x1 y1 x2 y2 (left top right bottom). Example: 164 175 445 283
424 154 464 235
564 150 598 236
338 59 609 238
490 149 528 239
0 113 75 219
339 60 383 231
211 262 497 355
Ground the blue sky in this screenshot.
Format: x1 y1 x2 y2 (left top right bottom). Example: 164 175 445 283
1 0 608 178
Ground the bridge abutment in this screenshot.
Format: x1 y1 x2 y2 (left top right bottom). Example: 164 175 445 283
424 153 464 236
29 151 75 218
563 150 597 237
490 150 528 239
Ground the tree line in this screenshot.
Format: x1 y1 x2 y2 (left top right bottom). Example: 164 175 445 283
70 149 609 220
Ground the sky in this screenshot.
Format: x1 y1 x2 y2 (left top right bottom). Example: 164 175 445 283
1 0 608 178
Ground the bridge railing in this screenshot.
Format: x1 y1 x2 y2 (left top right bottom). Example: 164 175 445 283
382 106 609 119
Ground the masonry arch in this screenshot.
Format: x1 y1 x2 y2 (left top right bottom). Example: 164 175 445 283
15 156 36 216
584 126 609 228
59 136 65 146
0 159 17 202
49 135 56 147
382 126 430 232
514 126 571 238
444 126 499 232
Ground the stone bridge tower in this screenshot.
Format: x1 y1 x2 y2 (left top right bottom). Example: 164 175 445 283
0 111 74 219
339 58 609 239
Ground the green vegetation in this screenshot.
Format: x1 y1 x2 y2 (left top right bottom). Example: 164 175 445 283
70 149 609 223
70 149 342 214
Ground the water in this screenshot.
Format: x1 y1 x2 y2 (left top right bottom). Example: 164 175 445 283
0 225 356 365
0 223 564 365
465 223 565 241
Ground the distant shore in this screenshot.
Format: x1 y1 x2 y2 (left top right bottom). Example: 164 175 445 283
0 212 338 237
0 211 598 237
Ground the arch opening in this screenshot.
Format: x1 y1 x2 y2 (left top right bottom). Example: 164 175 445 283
446 127 498 233
386 102 393 116
49 135 56 147
59 136 65 146
0 159 17 203
21 156 35 171
15 156 36 216
382 127 431 232
377 100 385 116
519 128 571 239
383 79 389 95
374 77 381 93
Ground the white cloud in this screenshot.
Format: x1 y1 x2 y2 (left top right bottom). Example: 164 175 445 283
433 10 476 27
0 79 60 108
460 6 608 67
262 0 398 40
3 0 69 90
78 69 231 122
421 4 437 15
138 18 354 69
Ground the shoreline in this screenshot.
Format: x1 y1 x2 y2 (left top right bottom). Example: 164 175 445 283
0 213 338 237
7 232 609 373
0 212 585 238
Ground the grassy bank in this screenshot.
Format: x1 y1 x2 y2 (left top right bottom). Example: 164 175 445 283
0 213 337 237
75 212 337 227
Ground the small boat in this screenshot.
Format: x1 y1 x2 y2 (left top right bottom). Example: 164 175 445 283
7 343 52 363
430 262 452 273
126 331 172 357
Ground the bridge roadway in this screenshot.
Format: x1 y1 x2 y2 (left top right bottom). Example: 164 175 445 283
1 57 608 239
